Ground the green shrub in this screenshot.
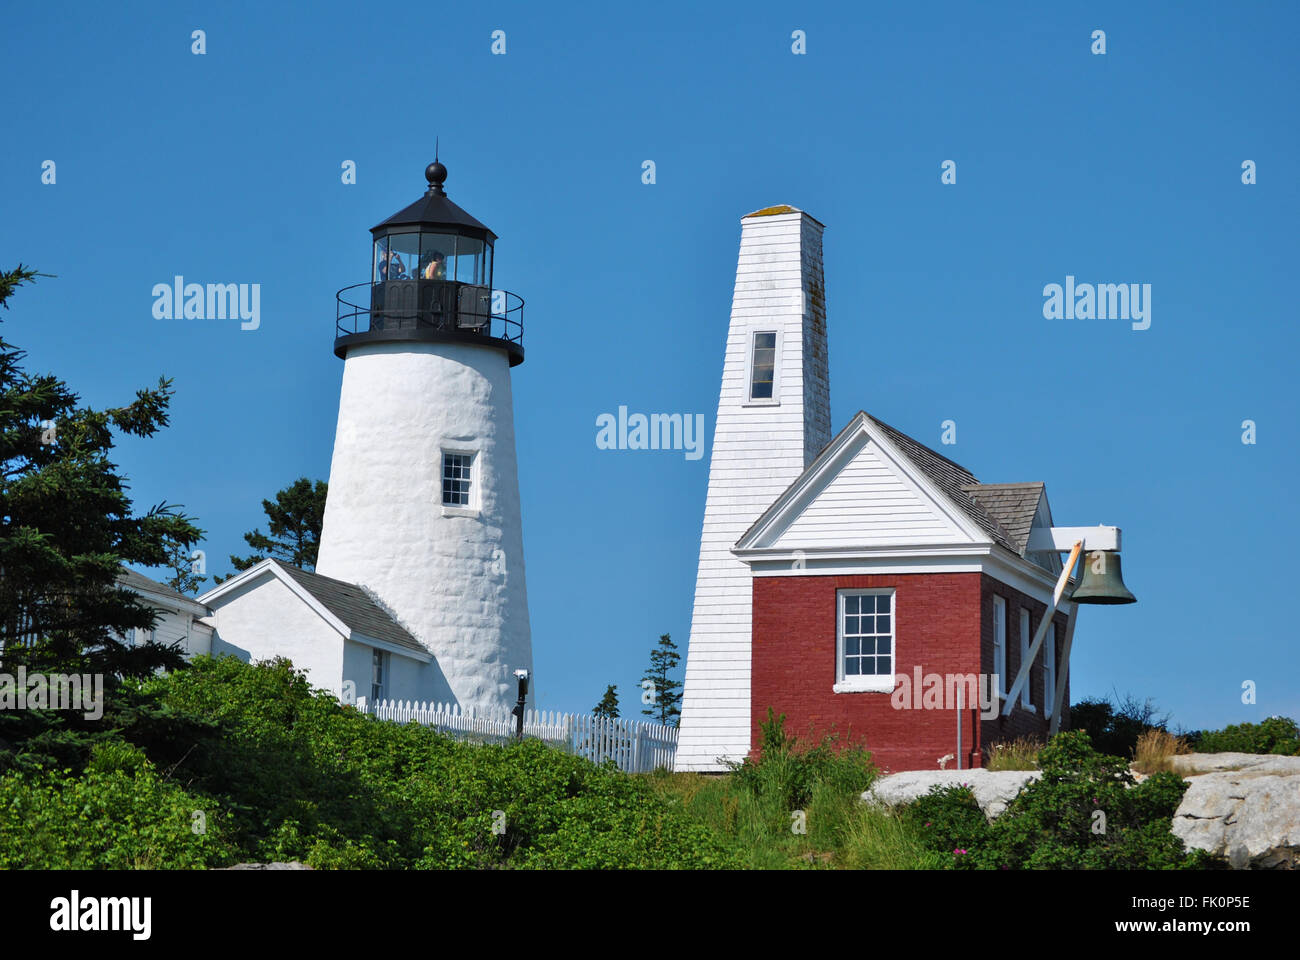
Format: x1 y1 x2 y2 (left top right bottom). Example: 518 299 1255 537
901 731 1215 870
0 656 738 869
0 742 235 869
1068 693 1169 759
1191 717 1300 756
730 707 875 810
900 784 989 862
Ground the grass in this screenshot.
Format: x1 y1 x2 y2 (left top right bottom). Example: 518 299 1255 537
644 769 936 869
641 709 939 869
984 736 1041 771
1133 728 1191 774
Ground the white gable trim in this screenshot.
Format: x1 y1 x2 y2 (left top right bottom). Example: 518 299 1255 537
197 561 434 661
741 544 1073 613
736 412 988 552
197 560 351 640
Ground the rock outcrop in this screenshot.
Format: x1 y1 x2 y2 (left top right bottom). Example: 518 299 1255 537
862 769 1041 819
1169 754 1300 870
862 753 1300 869
219 861 314 870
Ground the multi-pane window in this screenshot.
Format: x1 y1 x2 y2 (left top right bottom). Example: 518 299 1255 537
840 592 894 679
992 596 1007 699
749 331 777 400
371 648 386 704
1044 622 1057 717
1019 609 1032 709
442 452 473 506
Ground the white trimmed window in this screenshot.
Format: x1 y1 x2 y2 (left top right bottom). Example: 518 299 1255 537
371 648 387 704
1044 621 1057 718
442 452 473 506
133 626 153 647
746 330 780 403
834 589 895 693
992 595 1007 699
1019 609 1033 710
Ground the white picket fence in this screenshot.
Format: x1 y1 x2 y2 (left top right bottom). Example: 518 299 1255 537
355 697 678 774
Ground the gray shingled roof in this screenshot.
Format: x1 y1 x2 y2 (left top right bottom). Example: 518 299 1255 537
273 562 427 657
118 567 204 606
962 482 1046 556
737 412 1051 559
863 414 1021 554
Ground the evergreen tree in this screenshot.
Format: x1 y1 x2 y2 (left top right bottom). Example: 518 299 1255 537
220 477 327 579
640 632 682 726
161 530 207 596
592 684 620 719
0 265 203 679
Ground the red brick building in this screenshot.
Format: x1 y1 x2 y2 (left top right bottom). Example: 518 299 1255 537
735 411 1074 772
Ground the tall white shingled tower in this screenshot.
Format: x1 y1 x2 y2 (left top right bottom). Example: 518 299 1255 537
316 160 533 716
674 206 830 771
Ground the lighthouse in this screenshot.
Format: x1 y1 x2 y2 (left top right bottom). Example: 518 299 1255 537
315 160 533 716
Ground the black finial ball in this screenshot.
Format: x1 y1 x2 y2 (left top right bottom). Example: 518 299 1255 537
426 161 448 187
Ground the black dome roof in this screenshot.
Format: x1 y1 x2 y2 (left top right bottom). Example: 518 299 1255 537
370 161 497 242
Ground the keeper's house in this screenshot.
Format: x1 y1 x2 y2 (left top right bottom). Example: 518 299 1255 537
674 206 1077 773
735 412 1073 773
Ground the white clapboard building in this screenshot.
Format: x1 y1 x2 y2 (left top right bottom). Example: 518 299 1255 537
674 206 831 771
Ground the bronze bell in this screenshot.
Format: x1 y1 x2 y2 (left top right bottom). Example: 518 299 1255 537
1069 550 1137 604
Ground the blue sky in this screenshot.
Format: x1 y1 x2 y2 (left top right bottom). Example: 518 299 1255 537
2 1 1296 731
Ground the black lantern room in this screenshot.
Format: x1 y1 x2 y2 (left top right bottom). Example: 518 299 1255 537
334 161 524 365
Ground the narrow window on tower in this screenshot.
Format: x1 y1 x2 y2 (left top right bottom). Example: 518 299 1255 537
442 452 473 506
747 330 779 402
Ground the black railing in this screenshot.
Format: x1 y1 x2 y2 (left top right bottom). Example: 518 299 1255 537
336 281 524 346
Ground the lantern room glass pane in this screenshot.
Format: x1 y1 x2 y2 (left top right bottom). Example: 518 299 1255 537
372 236 389 283
419 233 455 281
452 237 485 284
485 243 493 288
386 231 419 280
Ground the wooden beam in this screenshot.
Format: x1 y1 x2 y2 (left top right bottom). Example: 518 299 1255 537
1026 525 1121 553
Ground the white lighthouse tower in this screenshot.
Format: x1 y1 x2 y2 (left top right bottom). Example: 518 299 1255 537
674 206 830 771
316 160 533 716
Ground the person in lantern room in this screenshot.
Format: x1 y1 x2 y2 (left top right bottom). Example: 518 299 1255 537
379 249 407 280
421 249 447 280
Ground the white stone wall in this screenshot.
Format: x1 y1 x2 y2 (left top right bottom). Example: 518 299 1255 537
675 209 831 771
316 341 533 717
206 571 345 695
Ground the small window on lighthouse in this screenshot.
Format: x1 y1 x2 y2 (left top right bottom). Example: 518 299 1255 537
442 452 473 506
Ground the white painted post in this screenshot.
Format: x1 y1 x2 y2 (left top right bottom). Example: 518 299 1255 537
956 686 963 770
1048 612 1078 736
